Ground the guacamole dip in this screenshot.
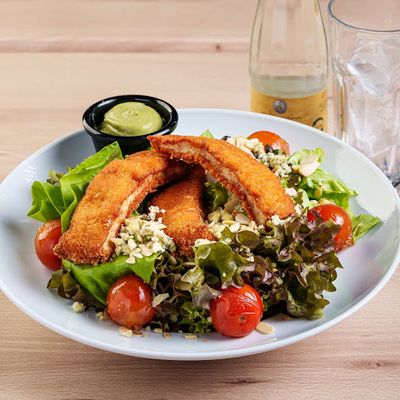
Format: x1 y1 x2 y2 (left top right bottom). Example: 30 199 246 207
100 102 163 136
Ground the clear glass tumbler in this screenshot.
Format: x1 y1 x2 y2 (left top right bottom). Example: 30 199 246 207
328 0 400 186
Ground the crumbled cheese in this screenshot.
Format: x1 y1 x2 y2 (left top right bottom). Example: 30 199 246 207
119 327 133 337
228 222 241 233
207 206 263 241
294 204 303 216
152 293 170 307
227 136 292 179
256 321 275 335
163 332 171 339
208 209 222 222
184 333 198 340
299 161 319 177
221 210 234 221
271 214 285 226
227 136 265 157
148 205 165 221
285 187 298 197
111 210 175 263
235 212 251 225
259 152 292 178
96 311 108 321
71 301 85 313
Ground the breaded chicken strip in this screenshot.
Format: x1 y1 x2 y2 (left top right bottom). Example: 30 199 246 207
149 166 213 256
54 151 187 265
149 135 294 225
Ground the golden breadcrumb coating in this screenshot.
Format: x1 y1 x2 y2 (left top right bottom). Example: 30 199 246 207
149 135 294 225
150 166 214 256
54 151 187 265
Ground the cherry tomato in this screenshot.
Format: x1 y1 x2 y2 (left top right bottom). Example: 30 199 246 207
34 219 62 270
248 131 290 154
210 284 263 338
107 275 155 329
307 204 353 252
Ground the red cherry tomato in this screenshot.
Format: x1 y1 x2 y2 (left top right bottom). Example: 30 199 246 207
107 275 155 329
307 204 353 252
210 284 263 338
248 131 290 154
34 219 62 270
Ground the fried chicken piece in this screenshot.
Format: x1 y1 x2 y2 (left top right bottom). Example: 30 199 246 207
149 166 213 256
149 135 294 225
54 151 187 265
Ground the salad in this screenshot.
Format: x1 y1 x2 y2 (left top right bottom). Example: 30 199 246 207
28 130 380 338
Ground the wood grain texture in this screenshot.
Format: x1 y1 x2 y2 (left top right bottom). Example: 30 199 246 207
0 0 255 52
0 1 399 399
0 0 330 53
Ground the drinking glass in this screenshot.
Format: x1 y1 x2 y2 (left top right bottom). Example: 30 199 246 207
328 0 400 186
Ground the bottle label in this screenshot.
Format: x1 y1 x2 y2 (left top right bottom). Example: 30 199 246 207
250 87 328 132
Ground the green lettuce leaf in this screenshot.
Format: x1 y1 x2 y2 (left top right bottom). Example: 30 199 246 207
178 301 213 334
288 147 325 166
235 230 260 249
241 215 342 319
204 181 229 212
194 242 248 286
299 168 357 209
287 148 357 210
27 181 65 222
285 282 329 320
200 130 214 138
191 284 220 309
27 142 123 231
63 254 158 305
176 266 204 291
351 214 381 241
59 141 123 231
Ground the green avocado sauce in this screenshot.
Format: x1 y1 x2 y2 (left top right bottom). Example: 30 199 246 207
100 102 163 136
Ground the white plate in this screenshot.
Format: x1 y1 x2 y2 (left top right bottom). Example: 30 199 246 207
1 109 399 361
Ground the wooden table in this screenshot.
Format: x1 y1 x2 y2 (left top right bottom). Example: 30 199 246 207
0 1 399 399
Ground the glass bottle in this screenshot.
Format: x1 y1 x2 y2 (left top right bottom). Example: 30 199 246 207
249 0 328 131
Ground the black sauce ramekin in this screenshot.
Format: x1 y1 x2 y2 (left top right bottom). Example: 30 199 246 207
82 94 178 155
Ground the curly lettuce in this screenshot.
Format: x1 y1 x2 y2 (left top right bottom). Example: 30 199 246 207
194 242 248 287
287 147 379 241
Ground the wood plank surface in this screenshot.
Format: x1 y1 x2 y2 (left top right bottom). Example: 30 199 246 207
0 0 256 52
0 0 330 52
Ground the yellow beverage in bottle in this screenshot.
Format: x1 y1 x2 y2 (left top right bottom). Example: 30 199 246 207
249 0 328 131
